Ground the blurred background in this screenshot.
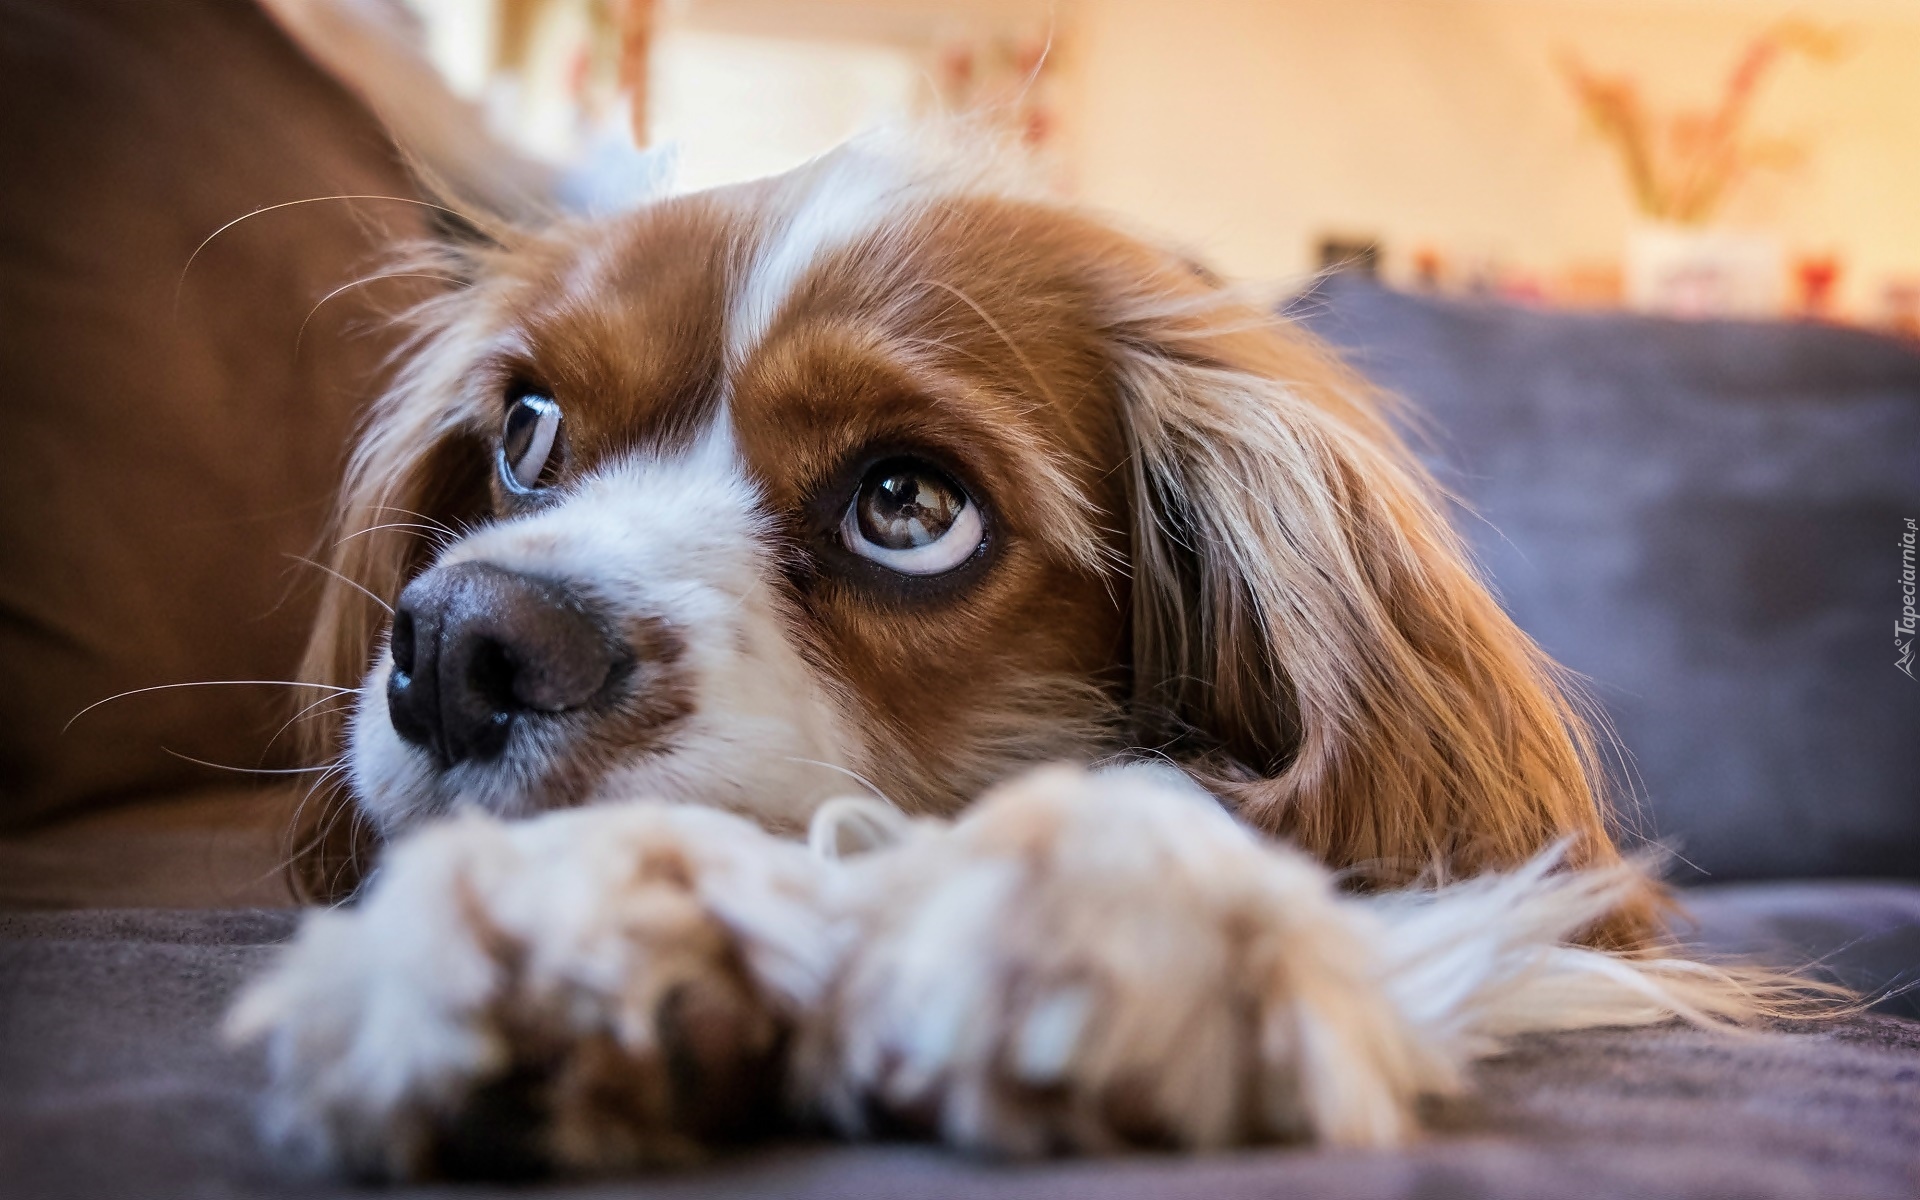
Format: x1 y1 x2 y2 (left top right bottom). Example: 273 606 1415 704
400 0 1920 328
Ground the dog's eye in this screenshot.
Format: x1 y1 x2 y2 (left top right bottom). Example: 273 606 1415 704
500 393 563 493
841 460 983 575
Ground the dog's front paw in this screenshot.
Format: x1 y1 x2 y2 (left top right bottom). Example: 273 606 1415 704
228 805 837 1179
808 765 1455 1156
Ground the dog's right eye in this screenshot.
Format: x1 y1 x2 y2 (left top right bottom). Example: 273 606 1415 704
500 393 563 493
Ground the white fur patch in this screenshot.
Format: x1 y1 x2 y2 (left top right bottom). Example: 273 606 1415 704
726 152 908 368
234 763 1783 1175
348 418 864 834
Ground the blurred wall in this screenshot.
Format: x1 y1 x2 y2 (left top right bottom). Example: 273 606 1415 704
1064 0 1920 313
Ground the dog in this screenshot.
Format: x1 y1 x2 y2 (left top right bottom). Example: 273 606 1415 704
221 131 1811 1179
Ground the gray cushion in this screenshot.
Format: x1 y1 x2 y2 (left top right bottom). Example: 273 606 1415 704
3 905 1918 1200
1305 280 1920 882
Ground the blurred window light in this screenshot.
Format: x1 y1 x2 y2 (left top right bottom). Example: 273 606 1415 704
397 0 1056 192
649 29 921 190
405 0 497 96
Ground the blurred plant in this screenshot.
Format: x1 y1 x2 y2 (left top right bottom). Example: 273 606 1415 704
493 0 647 144
1560 20 1847 225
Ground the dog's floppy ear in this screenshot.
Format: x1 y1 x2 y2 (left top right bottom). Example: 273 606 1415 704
288 287 497 903
1105 270 1646 936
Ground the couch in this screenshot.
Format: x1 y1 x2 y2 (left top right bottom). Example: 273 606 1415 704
2 2 1917 1197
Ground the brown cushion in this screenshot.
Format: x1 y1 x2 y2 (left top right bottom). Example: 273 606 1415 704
0 0 429 826
0 784 298 908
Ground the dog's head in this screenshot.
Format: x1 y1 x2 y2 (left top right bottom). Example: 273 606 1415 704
294 141 1621 909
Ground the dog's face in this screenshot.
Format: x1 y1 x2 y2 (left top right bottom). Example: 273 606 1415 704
343 152 1138 835
300 142 1620 905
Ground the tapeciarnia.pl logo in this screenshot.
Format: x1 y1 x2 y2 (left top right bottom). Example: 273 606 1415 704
1900 517 1917 679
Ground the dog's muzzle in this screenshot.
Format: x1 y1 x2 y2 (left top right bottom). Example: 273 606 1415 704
386 562 625 768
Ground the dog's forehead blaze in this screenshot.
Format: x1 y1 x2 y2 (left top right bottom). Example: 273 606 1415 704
471 182 1135 800
738 199 1121 435
729 200 1129 528
724 195 1134 797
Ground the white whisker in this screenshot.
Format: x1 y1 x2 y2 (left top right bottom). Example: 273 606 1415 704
284 553 394 615
63 680 354 734
161 748 342 776
175 195 466 314
263 693 358 756
368 505 460 539
295 273 466 358
782 757 897 808
336 522 451 546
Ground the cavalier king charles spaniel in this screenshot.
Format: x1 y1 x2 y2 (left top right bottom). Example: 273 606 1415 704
229 134 1790 1179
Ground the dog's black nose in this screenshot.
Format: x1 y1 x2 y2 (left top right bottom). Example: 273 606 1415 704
386 562 620 767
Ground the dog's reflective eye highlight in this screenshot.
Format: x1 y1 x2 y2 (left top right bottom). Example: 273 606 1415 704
500 393 562 492
841 460 983 575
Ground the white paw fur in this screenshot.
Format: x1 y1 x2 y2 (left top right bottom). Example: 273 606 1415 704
231 766 1774 1176
227 804 839 1177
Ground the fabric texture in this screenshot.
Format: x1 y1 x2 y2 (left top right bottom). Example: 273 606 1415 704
1684 880 1920 1019
1304 279 1920 882
0 0 427 827
2 906 1917 1200
0 784 298 909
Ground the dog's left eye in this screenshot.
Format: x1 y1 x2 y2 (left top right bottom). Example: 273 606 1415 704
841 460 983 575
500 393 563 493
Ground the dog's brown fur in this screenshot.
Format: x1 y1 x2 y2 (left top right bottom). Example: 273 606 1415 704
289 147 1647 943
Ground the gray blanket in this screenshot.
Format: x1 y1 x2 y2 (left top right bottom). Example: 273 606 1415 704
3 908 1917 1200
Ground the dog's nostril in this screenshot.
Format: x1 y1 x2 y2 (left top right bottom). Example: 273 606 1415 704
467 639 521 718
389 611 417 678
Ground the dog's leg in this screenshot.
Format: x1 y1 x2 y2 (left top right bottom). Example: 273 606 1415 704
799 764 1770 1156
227 804 841 1179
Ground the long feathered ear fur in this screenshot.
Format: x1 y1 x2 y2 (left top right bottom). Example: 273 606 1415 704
1104 268 1652 943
